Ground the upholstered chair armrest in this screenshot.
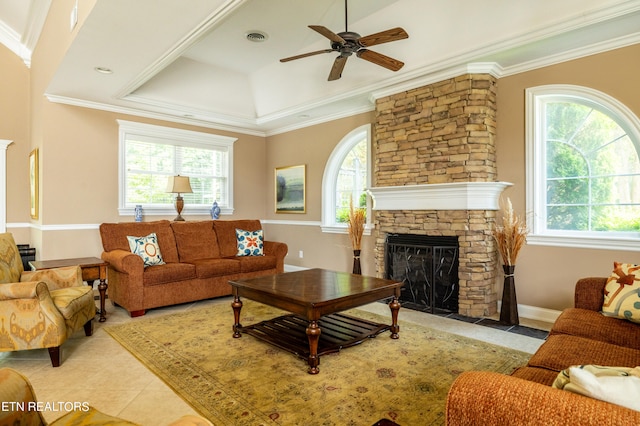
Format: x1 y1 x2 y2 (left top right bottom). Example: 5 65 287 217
574 277 607 311
264 241 288 273
0 281 67 347
101 249 144 273
0 281 40 300
21 266 83 291
446 371 640 425
0 368 47 426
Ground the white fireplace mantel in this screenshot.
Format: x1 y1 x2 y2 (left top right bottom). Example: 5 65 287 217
367 182 513 211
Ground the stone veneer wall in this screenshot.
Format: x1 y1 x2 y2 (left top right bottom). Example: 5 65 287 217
373 74 499 317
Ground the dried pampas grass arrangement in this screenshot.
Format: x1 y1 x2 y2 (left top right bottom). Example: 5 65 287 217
348 198 366 250
493 198 528 266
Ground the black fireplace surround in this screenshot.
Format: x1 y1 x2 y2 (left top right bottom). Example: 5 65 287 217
384 234 459 314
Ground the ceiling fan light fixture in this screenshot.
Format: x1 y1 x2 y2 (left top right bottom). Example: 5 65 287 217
245 31 268 43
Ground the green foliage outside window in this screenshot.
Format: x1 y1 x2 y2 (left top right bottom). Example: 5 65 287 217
335 138 368 223
545 102 640 232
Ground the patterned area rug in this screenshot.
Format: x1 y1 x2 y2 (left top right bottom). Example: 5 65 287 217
105 300 530 426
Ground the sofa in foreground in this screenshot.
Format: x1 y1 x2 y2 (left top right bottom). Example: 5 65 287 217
99 219 287 317
446 276 640 425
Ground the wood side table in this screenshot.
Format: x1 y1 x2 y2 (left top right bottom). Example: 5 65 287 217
29 257 109 322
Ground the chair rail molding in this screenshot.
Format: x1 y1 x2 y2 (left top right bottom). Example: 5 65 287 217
0 140 13 233
367 182 513 211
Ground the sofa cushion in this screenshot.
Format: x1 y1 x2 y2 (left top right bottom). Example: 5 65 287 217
171 221 221 261
189 258 240 278
551 308 640 350
236 228 264 256
511 366 559 386
142 263 196 286
234 255 277 273
127 233 165 267
527 334 640 372
213 220 262 258
602 262 640 324
100 220 179 263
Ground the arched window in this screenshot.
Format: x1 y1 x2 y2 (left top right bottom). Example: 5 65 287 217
526 85 640 250
321 124 372 234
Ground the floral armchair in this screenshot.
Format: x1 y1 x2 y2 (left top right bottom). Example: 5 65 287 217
0 233 96 367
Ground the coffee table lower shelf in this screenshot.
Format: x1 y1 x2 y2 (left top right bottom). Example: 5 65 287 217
241 312 390 360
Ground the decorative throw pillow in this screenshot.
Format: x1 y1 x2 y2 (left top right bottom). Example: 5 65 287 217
236 229 264 256
127 233 165 267
552 365 640 412
602 262 640 323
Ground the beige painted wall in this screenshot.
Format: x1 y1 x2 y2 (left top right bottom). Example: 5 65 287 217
496 43 640 311
4 0 639 313
0 43 30 244
263 112 377 276
33 103 268 259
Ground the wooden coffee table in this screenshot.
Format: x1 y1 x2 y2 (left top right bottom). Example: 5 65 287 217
230 268 403 374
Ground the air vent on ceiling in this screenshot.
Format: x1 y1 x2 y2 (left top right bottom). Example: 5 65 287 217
246 31 268 42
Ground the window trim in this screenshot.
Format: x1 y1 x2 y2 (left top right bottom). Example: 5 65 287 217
321 124 373 234
117 120 236 217
525 84 640 251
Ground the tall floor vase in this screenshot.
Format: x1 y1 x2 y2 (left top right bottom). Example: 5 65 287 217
500 264 519 325
352 249 361 275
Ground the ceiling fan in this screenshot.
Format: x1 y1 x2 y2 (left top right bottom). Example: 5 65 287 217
280 0 409 81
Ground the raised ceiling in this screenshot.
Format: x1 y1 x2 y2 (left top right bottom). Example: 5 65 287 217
3 0 640 136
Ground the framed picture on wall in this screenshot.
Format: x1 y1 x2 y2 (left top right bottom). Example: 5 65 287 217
275 164 306 213
29 148 39 219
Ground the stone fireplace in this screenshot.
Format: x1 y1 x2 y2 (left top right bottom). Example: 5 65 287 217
369 73 507 317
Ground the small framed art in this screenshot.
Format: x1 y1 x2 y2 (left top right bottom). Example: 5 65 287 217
275 164 306 213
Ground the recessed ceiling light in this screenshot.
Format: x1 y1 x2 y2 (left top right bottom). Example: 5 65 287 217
245 31 268 43
94 66 113 74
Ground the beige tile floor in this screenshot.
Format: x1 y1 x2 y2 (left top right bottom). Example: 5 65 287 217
0 296 551 425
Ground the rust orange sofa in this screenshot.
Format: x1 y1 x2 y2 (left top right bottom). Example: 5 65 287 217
99 219 287 317
446 277 640 425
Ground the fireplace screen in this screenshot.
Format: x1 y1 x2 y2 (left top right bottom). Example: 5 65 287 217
385 234 459 314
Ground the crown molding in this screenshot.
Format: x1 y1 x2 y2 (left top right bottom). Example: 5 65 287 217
45 94 267 137
0 20 29 66
115 0 248 100
500 32 640 77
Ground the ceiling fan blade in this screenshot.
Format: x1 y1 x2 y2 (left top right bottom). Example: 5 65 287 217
328 55 348 81
357 49 404 71
358 27 409 47
280 49 334 62
309 25 346 44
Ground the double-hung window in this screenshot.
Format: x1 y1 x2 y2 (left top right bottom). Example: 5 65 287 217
526 85 640 250
118 120 236 216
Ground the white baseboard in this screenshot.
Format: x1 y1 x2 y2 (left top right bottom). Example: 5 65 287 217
284 264 309 272
499 301 561 324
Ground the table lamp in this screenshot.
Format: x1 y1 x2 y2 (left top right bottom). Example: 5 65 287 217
166 175 193 221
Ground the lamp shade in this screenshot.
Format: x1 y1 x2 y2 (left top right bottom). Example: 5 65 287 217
166 175 193 194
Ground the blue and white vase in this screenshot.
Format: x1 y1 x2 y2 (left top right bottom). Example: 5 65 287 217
210 200 221 220
134 205 143 222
